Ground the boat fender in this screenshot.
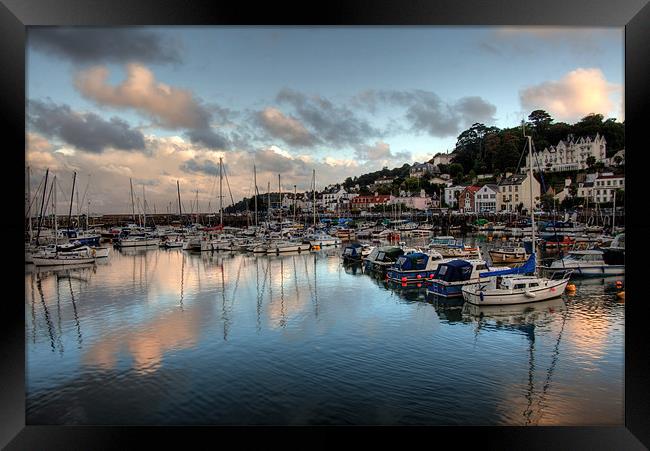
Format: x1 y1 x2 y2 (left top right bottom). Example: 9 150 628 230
479 291 484 302
525 291 536 298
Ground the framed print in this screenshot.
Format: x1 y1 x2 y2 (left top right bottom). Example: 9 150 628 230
2 0 649 448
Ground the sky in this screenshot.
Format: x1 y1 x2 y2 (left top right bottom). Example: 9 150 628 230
25 26 624 214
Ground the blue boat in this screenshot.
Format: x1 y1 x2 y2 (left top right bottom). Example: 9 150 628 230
426 259 508 298
341 242 372 264
386 251 446 284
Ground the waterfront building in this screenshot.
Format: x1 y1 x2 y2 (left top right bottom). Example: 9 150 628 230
524 133 607 172
474 184 500 213
498 173 541 212
458 185 481 213
444 185 467 208
577 172 624 204
350 194 394 210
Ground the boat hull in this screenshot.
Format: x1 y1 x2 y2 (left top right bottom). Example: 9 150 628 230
32 256 96 266
462 279 569 305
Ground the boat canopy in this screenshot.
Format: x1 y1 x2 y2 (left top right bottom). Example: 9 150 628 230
479 253 536 278
435 260 474 282
394 253 430 271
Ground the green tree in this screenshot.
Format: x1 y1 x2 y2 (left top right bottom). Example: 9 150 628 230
585 156 597 169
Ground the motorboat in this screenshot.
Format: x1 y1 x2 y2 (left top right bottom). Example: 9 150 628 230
546 249 624 277
341 243 374 264
488 244 528 264
363 246 405 274
426 259 507 298
386 250 446 284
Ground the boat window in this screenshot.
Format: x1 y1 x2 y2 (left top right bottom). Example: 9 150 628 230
377 252 386 260
513 283 526 289
438 265 448 276
528 283 539 287
476 264 487 270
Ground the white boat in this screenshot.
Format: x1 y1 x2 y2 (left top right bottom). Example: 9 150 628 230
116 236 160 247
306 233 341 247
182 236 211 251
264 240 311 254
462 131 573 306
546 249 624 277
32 253 96 266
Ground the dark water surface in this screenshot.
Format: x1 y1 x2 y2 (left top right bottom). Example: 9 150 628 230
25 238 624 425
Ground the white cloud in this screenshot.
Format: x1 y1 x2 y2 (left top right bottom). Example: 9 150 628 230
519 68 622 122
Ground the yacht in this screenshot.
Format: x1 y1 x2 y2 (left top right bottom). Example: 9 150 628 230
546 249 624 277
426 259 507 298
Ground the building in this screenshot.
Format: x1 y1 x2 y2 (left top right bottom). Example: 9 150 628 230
524 134 607 172
458 186 481 213
444 185 467 208
373 176 394 186
607 149 625 166
474 184 500 213
498 173 541 212
281 193 307 211
592 173 624 204
428 174 452 186
350 194 394 210
431 152 454 167
409 162 439 178
391 189 433 210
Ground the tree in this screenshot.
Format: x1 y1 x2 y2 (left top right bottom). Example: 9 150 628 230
585 156 597 169
448 163 464 179
528 110 553 129
539 193 555 211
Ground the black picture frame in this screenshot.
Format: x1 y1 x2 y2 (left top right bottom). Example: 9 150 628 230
2 0 648 448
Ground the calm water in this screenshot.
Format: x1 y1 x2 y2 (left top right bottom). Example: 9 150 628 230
25 238 625 425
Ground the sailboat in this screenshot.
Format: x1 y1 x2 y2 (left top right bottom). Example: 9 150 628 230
462 126 573 306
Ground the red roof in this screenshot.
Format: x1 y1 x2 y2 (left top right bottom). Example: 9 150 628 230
462 185 481 193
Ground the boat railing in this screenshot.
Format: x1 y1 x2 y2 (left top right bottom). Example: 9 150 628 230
548 268 573 280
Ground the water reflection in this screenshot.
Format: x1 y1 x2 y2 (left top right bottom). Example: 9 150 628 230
25 245 623 425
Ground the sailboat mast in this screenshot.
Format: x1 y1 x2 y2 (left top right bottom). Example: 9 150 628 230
142 184 147 229
612 190 616 233
254 164 258 227
293 184 297 223
278 174 282 233
219 157 223 227
130 178 136 223
312 169 316 227
177 180 182 224
68 171 76 232
53 175 58 247
27 166 33 243
36 169 49 245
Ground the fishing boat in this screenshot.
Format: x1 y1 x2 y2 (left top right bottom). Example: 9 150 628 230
363 246 405 274
546 249 624 277
461 129 573 306
488 244 528 264
386 250 446 284
426 259 505 298
341 243 374 264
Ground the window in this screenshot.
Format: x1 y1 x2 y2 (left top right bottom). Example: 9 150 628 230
528 283 539 288
508 186 512 192
513 283 526 289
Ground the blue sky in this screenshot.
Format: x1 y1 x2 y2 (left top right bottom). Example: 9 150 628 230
26 27 623 213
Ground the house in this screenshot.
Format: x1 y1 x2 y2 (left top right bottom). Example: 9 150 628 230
592 173 624 203
351 193 394 210
524 133 607 172
444 185 467 208
576 172 624 204
474 184 500 213
428 174 452 186
281 193 307 211
431 152 454 167
391 189 433 210
458 186 481 213
409 162 439 178
373 176 394 186
498 173 541 212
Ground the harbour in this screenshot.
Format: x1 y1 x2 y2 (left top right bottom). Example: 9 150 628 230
25 233 624 425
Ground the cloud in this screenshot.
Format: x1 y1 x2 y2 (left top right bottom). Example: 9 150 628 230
75 64 230 149
29 28 181 64
357 89 496 138
180 158 221 177
276 88 381 147
256 107 317 147
519 68 622 122
354 141 411 162
27 99 146 153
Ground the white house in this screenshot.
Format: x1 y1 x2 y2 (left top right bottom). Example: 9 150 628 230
474 184 500 213
525 134 607 172
444 185 466 208
577 172 624 204
432 152 454 167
